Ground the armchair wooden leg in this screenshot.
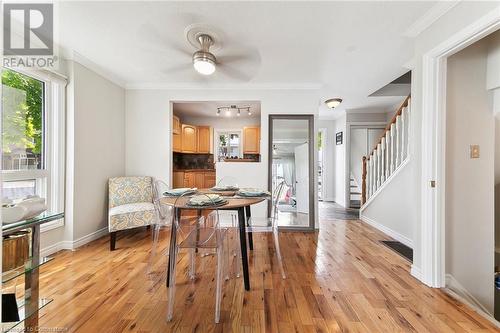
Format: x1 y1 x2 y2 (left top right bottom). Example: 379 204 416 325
110 232 117 251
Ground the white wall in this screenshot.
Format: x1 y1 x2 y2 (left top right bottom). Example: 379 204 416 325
360 162 414 247
409 0 500 275
319 120 336 201
41 60 125 252
445 35 497 314
125 88 319 223
333 115 347 207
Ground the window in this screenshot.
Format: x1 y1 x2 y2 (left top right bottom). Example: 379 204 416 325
216 131 241 161
2 68 66 231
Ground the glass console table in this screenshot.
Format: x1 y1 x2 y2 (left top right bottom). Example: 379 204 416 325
1 212 64 332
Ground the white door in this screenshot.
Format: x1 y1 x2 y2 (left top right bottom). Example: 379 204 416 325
294 143 309 214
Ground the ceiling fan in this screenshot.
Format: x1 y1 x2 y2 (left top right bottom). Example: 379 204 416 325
180 31 260 81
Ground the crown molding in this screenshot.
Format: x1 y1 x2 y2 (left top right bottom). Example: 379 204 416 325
69 51 127 88
125 81 323 91
403 1 460 38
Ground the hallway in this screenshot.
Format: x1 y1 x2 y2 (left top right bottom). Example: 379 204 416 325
319 201 360 220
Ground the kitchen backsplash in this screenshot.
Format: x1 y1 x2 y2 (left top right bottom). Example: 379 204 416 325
243 154 261 162
173 152 214 169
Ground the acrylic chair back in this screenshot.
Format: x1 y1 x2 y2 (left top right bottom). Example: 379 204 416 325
172 192 221 247
270 181 286 226
152 180 173 226
216 176 239 189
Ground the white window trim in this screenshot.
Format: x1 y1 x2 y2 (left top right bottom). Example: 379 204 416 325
214 129 243 160
2 68 67 232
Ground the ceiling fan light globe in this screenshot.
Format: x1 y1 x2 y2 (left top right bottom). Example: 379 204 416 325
193 51 216 75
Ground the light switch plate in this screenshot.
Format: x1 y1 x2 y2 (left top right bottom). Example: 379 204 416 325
470 145 480 159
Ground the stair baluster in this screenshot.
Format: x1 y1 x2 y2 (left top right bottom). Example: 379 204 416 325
376 143 381 188
385 131 391 178
381 137 386 183
401 107 406 162
390 123 395 173
360 95 411 207
395 115 400 168
361 156 367 204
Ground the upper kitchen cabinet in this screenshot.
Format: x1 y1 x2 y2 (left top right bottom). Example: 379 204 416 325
181 124 198 153
243 127 260 154
197 126 211 153
173 115 181 135
173 131 182 152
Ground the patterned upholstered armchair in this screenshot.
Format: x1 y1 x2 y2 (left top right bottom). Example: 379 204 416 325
108 176 156 250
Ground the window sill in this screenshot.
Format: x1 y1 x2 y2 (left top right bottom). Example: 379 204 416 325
40 218 64 233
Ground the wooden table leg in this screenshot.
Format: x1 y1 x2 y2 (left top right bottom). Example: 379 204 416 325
166 208 179 287
238 207 250 290
245 205 253 251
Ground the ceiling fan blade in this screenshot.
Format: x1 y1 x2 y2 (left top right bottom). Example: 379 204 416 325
138 23 192 57
217 47 261 65
217 63 252 82
161 63 192 76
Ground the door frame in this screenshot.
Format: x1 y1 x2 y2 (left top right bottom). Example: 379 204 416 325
419 10 500 288
268 114 315 231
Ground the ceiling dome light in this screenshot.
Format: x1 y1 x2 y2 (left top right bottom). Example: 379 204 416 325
325 98 343 109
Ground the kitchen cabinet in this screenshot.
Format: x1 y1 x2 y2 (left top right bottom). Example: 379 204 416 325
243 127 260 154
195 172 205 189
181 124 198 153
173 171 184 188
184 171 196 188
173 115 181 135
175 170 215 189
173 131 182 152
197 126 211 153
204 171 216 188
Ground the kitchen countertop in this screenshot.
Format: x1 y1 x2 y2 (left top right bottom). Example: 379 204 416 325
173 169 216 172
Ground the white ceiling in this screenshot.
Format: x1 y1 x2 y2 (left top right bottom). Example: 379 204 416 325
58 1 442 116
173 101 261 118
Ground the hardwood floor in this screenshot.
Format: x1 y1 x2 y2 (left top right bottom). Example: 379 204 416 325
37 217 498 332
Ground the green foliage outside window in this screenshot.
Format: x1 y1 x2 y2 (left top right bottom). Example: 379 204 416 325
2 69 44 154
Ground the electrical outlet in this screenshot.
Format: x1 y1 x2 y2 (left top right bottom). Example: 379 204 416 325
470 145 480 159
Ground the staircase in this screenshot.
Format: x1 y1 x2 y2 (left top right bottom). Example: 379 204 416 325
361 95 411 206
350 176 362 208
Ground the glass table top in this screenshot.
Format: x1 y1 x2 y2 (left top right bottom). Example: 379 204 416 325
2 212 64 234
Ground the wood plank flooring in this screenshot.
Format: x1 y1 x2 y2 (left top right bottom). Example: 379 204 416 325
36 214 499 332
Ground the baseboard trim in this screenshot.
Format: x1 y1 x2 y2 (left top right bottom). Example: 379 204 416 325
41 227 108 257
410 265 422 281
72 227 108 249
444 274 500 328
360 214 413 248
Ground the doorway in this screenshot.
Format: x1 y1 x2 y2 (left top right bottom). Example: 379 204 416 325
268 115 315 231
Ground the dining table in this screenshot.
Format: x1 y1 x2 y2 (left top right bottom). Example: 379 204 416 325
160 190 268 291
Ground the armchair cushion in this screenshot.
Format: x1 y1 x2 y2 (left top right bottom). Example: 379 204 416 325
108 176 153 208
108 176 156 233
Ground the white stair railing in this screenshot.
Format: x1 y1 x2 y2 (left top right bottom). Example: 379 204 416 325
361 96 411 205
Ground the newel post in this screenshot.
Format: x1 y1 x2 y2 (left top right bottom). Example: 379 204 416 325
361 156 367 205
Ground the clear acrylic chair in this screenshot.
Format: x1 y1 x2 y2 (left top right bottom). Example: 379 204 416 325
167 192 229 323
148 180 173 273
246 180 287 279
211 176 241 276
